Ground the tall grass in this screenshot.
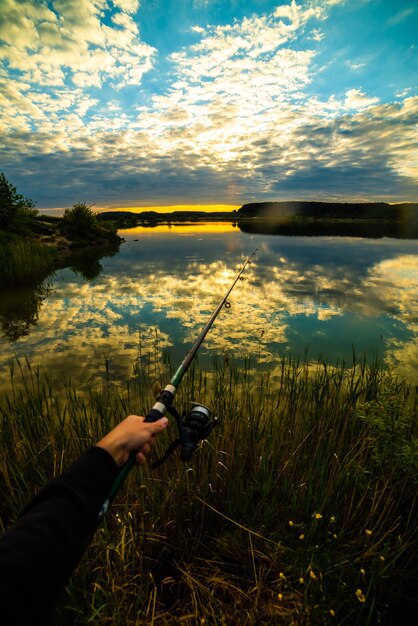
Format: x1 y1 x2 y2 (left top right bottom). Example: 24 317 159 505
0 237 56 288
0 356 417 624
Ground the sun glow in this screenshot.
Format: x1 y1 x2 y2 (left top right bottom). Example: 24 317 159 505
104 204 240 214
118 222 239 236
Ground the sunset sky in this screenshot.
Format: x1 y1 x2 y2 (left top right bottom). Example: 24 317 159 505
1 0 417 211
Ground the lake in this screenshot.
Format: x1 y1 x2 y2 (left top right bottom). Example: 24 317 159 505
0 222 417 392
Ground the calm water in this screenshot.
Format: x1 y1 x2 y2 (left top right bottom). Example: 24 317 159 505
1 223 417 392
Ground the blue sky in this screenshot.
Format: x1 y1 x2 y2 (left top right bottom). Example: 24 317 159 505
0 0 417 210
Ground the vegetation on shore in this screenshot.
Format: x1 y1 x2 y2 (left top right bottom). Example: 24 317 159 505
1 356 417 624
0 173 122 289
0 233 57 288
237 200 418 221
97 201 418 238
97 209 238 228
98 201 418 228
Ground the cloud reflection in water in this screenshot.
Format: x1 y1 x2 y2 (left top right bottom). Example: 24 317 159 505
0 228 417 390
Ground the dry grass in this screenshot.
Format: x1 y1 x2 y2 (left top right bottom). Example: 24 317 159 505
0 356 417 624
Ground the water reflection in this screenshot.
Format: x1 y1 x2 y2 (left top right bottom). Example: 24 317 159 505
0 225 417 391
239 219 418 239
64 243 121 282
0 280 53 342
125 223 239 235
0 243 120 343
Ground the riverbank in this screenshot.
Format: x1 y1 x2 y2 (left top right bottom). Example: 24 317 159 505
1 356 417 624
0 214 122 289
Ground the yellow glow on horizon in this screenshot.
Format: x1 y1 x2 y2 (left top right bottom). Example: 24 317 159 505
119 222 239 236
102 204 240 213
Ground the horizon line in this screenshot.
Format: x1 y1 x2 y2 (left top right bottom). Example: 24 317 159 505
38 199 418 217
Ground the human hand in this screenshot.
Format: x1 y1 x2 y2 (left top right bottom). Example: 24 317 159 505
96 415 169 467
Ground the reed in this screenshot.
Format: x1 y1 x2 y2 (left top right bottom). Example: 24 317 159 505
0 356 417 624
0 237 56 288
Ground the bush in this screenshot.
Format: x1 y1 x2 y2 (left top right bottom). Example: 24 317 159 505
62 203 97 235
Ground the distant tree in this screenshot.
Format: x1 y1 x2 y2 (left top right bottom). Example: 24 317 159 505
0 173 38 229
62 202 97 235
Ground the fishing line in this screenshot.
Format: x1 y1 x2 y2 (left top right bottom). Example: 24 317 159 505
99 249 257 516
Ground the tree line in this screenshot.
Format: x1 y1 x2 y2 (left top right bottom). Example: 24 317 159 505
0 172 102 235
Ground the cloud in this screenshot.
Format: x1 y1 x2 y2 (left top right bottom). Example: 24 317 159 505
112 0 140 12
387 7 415 27
363 254 418 380
2 88 418 207
1 1 418 206
345 60 366 71
343 88 379 109
0 0 155 88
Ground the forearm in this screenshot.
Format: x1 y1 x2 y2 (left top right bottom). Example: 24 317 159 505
0 446 118 625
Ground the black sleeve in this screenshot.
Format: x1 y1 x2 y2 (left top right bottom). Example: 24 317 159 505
0 446 119 626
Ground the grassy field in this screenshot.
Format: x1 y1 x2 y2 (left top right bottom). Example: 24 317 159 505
0 356 417 624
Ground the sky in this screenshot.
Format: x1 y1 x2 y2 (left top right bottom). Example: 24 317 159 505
0 0 417 211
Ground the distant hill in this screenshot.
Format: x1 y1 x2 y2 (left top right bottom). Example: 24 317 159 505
237 201 418 221
97 211 139 227
97 203 418 228
97 209 237 226
238 218 418 239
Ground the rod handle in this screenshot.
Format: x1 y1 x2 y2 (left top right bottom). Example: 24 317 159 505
144 408 165 422
100 386 176 516
145 385 176 422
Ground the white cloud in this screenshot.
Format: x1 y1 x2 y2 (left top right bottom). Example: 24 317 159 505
1 1 418 204
364 255 418 380
0 0 155 88
112 0 140 13
274 0 322 23
395 88 411 98
322 0 346 5
311 28 324 41
343 88 379 110
145 6 319 168
112 11 139 34
345 60 366 71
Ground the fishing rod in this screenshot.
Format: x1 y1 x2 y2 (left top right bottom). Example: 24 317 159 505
100 250 257 515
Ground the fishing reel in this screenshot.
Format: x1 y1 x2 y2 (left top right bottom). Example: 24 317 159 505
152 403 219 468
101 251 256 517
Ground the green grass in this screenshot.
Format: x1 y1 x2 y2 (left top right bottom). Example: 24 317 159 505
0 215 121 289
0 235 56 288
0 356 417 624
